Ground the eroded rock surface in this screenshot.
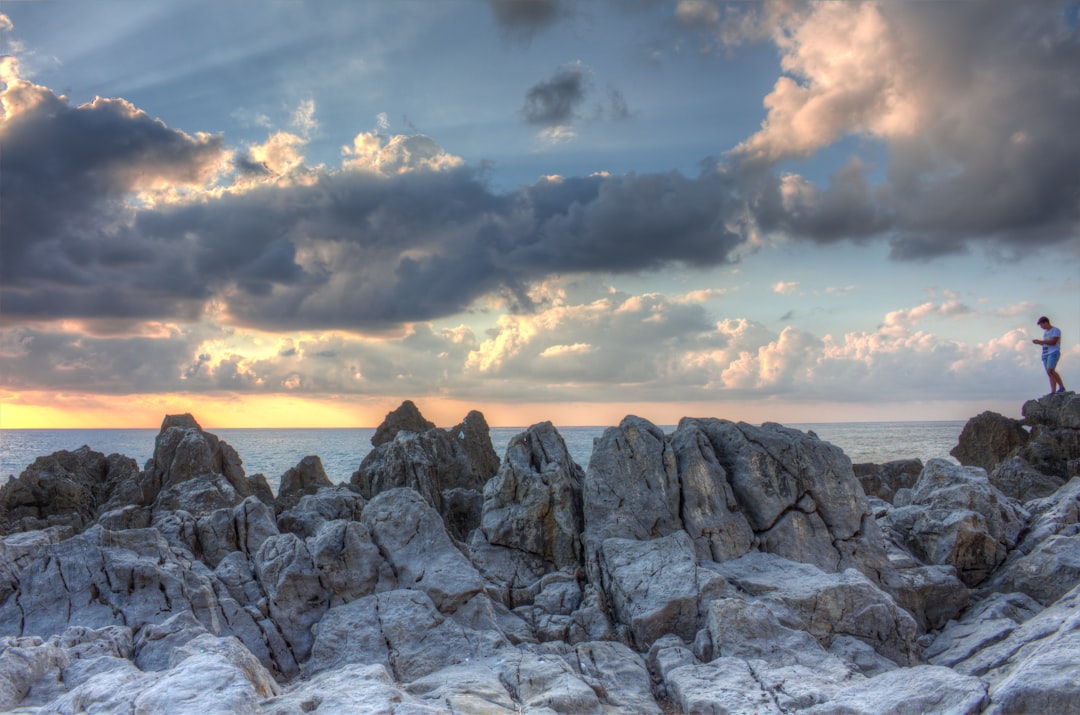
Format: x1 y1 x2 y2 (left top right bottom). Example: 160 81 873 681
1 395 1078 713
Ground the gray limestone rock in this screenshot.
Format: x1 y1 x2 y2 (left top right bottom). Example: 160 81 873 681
479 422 584 574
582 416 682 584
361 488 484 613
275 484 365 538
308 589 509 682
885 459 1028 587
853 458 923 503
598 530 717 648
802 665 987 715
950 410 1029 474
709 552 921 667
1022 390 1080 430
0 447 140 535
370 399 437 447
990 455 1066 502
274 455 333 515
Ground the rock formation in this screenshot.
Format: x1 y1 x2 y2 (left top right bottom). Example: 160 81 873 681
1 394 1078 713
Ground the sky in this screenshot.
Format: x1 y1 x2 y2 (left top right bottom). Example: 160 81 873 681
1 0 1078 429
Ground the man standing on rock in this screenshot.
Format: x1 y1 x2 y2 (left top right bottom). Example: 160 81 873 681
1033 316 1066 395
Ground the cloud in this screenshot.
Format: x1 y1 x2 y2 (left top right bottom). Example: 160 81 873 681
0 66 752 330
522 63 588 126
490 0 564 38
731 1 1080 259
773 281 799 295
0 278 1054 410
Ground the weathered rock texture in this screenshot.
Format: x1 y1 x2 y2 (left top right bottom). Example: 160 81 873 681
1 394 1078 713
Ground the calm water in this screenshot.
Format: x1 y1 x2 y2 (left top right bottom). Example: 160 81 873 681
0 421 964 492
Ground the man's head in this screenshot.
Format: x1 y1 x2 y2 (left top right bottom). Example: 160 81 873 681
1038 316 1051 328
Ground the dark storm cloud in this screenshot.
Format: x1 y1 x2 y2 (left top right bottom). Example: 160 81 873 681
522 65 587 126
489 0 563 37
1 75 751 331
0 87 225 321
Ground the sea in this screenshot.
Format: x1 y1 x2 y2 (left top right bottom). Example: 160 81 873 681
0 421 965 493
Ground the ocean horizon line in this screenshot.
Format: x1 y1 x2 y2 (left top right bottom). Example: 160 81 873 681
0 417 968 432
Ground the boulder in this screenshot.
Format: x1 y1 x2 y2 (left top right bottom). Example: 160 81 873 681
275 484 366 538
146 414 250 502
582 416 682 583
853 458 923 503
353 406 499 541
708 552 922 667
0 448 140 535
990 456 1066 502
885 459 1028 587
598 531 720 648
274 455 333 515
802 665 987 715
361 488 484 613
944 584 1080 714
682 418 893 581
477 422 584 574
1022 390 1080 430
950 410 1029 473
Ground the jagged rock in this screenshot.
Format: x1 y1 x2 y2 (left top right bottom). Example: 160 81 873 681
194 496 279 569
494 647 605 714
678 418 892 581
0 448 140 535
708 552 922 667
450 410 502 485
307 519 384 606
0 527 72 605
252 532 328 666
944 584 1080 714
265 662 443 714
275 484 366 538
885 459 1028 587
658 656 783 715
2 405 1079 713
853 458 923 503
1022 390 1080 430
984 475 1080 608
146 414 251 503
880 562 969 632
990 455 1066 502
360 488 484 613
477 422 584 576
404 661 523 714
951 410 1030 473
582 417 682 585
705 596 853 671
0 636 69 711
50 635 274 714
598 530 729 648
926 592 1043 669
153 471 243 517
352 406 499 541
1017 424 1080 480
571 640 663 714
667 420 757 562
802 665 988 715
370 399 437 447
274 455 333 515
134 611 211 672
307 589 509 682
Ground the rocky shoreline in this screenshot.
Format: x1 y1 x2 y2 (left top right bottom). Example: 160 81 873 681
1 394 1078 714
